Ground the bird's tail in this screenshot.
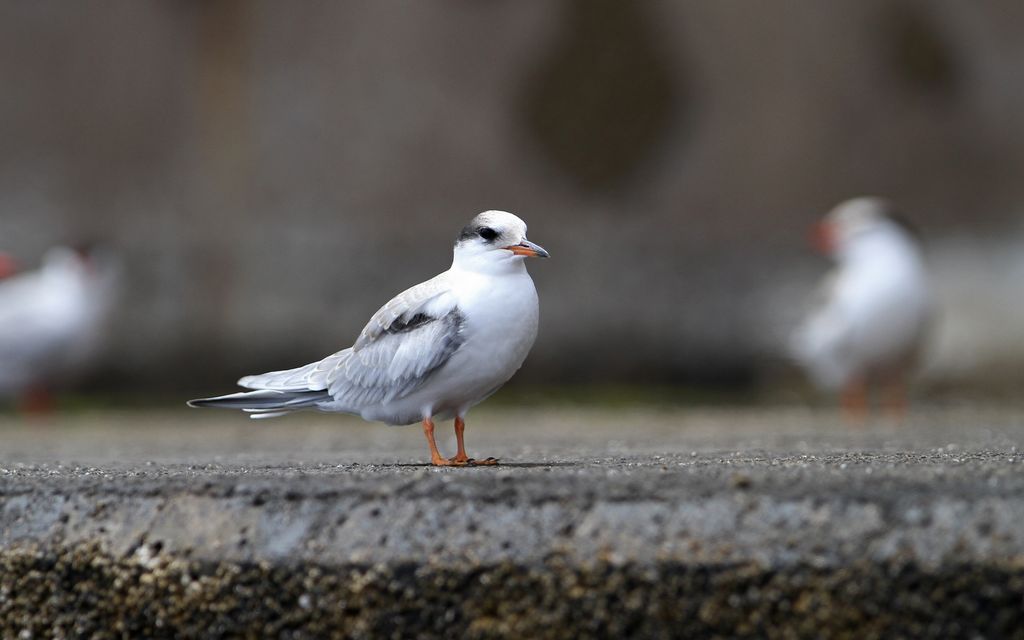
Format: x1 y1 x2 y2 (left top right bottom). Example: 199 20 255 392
187 389 330 419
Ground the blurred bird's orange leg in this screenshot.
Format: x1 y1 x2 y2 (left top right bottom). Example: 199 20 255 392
421 418 449 466
840 379 868 424
883 376 908 421
450 417 497 466
19 387 55 416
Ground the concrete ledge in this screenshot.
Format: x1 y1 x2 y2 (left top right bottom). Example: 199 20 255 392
4 454 1024 568
2 449 1024 637
2 410 1024 637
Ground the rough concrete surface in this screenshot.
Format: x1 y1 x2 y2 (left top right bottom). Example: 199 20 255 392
1 406 1024 638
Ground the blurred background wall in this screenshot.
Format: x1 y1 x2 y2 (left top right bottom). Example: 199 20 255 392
1 0 1022 395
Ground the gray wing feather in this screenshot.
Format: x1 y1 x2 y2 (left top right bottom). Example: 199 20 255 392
325 310 464 406
236 273 464 407
353 275 452 348
238 360 324 391
790 273 856 389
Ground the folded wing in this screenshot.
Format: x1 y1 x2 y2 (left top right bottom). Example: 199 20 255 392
790 275 856 390
235 274 465 411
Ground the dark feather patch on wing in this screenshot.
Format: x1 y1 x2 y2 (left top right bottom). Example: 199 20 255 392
327 308 468 405
386 312 433 334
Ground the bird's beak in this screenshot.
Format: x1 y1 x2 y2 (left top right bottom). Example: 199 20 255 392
505 239 549 258
0 254 16 279
810 222 834 254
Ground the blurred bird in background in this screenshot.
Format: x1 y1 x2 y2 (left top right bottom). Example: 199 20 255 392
0 245 120 413
790 198 934 419
190 211 548 466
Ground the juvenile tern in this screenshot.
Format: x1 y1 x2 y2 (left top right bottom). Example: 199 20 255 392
189 210 549 466
790 197 933 417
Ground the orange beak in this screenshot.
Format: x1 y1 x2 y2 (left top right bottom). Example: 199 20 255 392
0 253 16 279
504 240 549 258
810 222 835 255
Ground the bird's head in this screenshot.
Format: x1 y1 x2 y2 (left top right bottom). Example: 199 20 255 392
453 210 549 272
811 197 915 256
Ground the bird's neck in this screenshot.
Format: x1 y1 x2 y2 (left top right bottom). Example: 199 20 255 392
450 255 529 278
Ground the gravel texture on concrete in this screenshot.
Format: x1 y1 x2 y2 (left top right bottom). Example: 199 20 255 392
1 406 1024 638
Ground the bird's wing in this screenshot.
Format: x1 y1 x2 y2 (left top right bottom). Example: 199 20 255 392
0 272 46 325
351 273 456 349
0 271 84 390
320 306 465 407
238 273 465 406
790 272 857 389
0 273 70 356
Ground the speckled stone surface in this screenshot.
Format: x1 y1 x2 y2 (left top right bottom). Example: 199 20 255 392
1 407 1023 637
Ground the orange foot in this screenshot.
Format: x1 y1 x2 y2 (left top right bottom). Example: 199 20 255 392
432 455 499 467
422 417 500 466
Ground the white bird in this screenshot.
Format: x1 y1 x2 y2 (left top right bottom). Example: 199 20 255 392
189 210 549 466
790 197 933 416
0 245 119 407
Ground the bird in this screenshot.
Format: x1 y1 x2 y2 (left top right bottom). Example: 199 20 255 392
0 245 119 411
189 210 549 466
789 197 933 418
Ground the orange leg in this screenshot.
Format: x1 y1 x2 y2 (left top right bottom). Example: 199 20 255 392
449 416 471 465
421 418 448 466
882 376 908 422
840 379 868 425
449 416 497 466
18 386 55 416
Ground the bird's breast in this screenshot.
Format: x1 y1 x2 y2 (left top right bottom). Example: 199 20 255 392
455 273 539 370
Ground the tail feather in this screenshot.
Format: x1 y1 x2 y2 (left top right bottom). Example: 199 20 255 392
246 410 292 419
236 349 351 392
187 389 329 418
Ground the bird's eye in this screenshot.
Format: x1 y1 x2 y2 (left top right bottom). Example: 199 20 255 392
478 227 498 242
